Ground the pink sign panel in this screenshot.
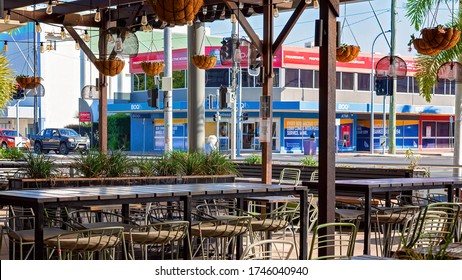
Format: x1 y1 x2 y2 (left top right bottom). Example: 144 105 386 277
130 46 282 73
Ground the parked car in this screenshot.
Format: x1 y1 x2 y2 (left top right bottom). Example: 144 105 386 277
0 129 31 150
31 128 90 155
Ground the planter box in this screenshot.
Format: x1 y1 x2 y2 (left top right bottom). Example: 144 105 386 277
8 175 236 190
236 163 425 181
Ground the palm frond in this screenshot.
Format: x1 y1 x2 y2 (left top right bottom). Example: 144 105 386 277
0 54 15 109
409 4 462 102
405 0 439 30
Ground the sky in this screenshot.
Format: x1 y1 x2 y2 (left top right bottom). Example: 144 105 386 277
205 0 457 58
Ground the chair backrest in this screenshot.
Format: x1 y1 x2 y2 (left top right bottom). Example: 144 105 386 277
308 222 357 260
310 170 318 181
241 239 295 260
404 202 460 251
279 168 301 186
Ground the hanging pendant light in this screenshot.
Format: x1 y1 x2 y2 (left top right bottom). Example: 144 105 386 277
35 22 42 33
305 0 313 4
273 6 279 18
141 11 148 26
5 10 11 23
230 14 237 24
60 27 66 39
46 0 53 15
3 41 8 53
313 0 319 9
83 30 90 42
95 7 101 22
40 42 45 53
75 40 80 50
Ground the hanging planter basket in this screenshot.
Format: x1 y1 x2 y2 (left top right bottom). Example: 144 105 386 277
336 45 360 63
421 27 460 51
412 38 441 56
192 55 217 70
16 76 41 89
147 0 203 25
141 61 165 76
94 58 125 77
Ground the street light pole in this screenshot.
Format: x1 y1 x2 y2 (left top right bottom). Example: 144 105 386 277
370 30 390 154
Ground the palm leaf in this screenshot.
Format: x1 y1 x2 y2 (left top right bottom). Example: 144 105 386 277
0 54 15 108
405 0 443 30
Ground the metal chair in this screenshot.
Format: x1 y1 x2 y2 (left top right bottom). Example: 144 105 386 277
241 239 295 260
308 222 357 260
3 215 75 260
67 209 137 231
125 221 190 260
44 226 126 260
403 202 461 256
278 168 301 186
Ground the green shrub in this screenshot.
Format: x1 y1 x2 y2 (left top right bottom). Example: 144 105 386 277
154 151 183 176
206 151 239 176
244 154 262 165
22 152 58 179
178 151 208 176
72 149 108 177
134 157 157 177
106 150 133 177
0 148 25 161
300 156 318 167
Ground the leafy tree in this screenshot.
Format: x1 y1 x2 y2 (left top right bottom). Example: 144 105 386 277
405 0 462 102
107 113 130 150
0 54 15 108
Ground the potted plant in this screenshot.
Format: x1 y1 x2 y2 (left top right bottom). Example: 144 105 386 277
94 57 125 76
147 0 203 26
421 25 460 51
140 61 165 76
192 55 217 70
15 74 41 89
336 44 360 63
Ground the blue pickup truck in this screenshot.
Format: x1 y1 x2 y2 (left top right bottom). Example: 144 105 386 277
31 128 90 155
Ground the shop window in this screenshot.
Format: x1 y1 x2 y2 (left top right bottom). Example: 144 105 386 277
256 68 279 87
314 71 319 88
300 70 314 88
341 72 354 90
397 77 408 93
173 70 186 88
133 74 146 91
285 69 299 87
410 77 420 93
336 72 341 89
357 73 370 91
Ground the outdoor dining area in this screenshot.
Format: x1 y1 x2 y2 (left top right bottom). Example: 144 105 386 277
1 170 462 261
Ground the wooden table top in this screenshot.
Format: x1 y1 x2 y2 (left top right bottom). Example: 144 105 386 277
0 183 307 204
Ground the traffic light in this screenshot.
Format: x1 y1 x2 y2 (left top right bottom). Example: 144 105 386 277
375 78 393 96
242 112 248 121
219 85 228 109
12 85 25 100
147 88 159 108
220 37 233 65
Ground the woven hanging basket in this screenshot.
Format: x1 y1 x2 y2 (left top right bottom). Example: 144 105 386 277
192 55 217 70
141 61 165 76
94 58 125 77
16 76 41 89
148 0 203 25
412 38 441 56
421 27 460 51
336 45 360 63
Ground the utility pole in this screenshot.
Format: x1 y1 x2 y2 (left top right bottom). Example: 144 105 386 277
230 20 238 159
453 0 462 176
164 27 173 152
388 0 397 154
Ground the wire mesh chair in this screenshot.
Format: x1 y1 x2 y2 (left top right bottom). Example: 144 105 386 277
402 202 461 258
3 215 75 260
308 222 357 260
67 210 138 231
241 239 295 260
44 226 126 260
278 168 301 186
125 221 191 260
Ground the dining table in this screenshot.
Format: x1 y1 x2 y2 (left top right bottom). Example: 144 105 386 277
303 176 462 255
0 182 309 260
